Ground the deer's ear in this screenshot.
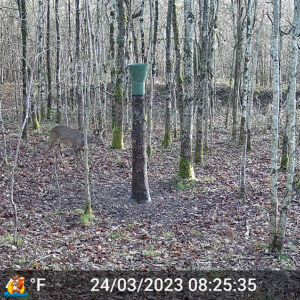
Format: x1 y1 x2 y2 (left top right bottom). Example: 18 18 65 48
93 129 100 136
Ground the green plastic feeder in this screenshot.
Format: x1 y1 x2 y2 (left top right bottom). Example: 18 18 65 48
128 63 149 95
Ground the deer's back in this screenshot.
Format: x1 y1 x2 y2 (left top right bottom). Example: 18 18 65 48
51 126 84 149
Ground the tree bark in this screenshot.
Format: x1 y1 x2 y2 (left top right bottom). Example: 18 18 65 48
132 94 151 203
75 0 83 130
110 0 116 129
269 0 280 252
239 0 253 199
194 0 209 163
232 0 243 140
37 0 45 120
272 0 300 252
140 0 146 63
172 0 184 133
178 0 194 179
46 0 52 120
147 0 158 157
55 0 61 124
247 15 263 151
0 100 7 164
112 0 125 149
17 0 28 138
162 0 173 148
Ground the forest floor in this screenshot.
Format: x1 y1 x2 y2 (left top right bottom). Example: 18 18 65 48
0 83 299 273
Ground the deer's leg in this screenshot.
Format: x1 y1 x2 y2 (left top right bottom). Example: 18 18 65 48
74 148 83 171
46 139 56 154
56 143 64 164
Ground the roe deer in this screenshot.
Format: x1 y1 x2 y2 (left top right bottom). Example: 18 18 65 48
46 125 104 163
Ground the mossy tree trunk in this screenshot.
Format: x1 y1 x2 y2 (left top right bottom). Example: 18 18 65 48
280 114 289 171
112 0 125 149
178 0 194 180
162 0 173 149
124 1 131 131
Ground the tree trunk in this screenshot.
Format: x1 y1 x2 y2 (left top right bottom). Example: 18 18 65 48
55 0 61 124
194 0 208 163
75 0 83 130
247 15 263 151
140 0 146 63
207 0 219 148
239 0 253 199
147 0 158 157
110 0 116 129
232 0 243 140
0 100 7 164
269 0 280 252
272 0 300 252
178 0 194 179
46 0 52 120
172 0 184 132
112 0 125 149
100 0 107 135
280 113 289 170
17 0 28 138
37 0 45 120
131 93 151 203
162 0 173 148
